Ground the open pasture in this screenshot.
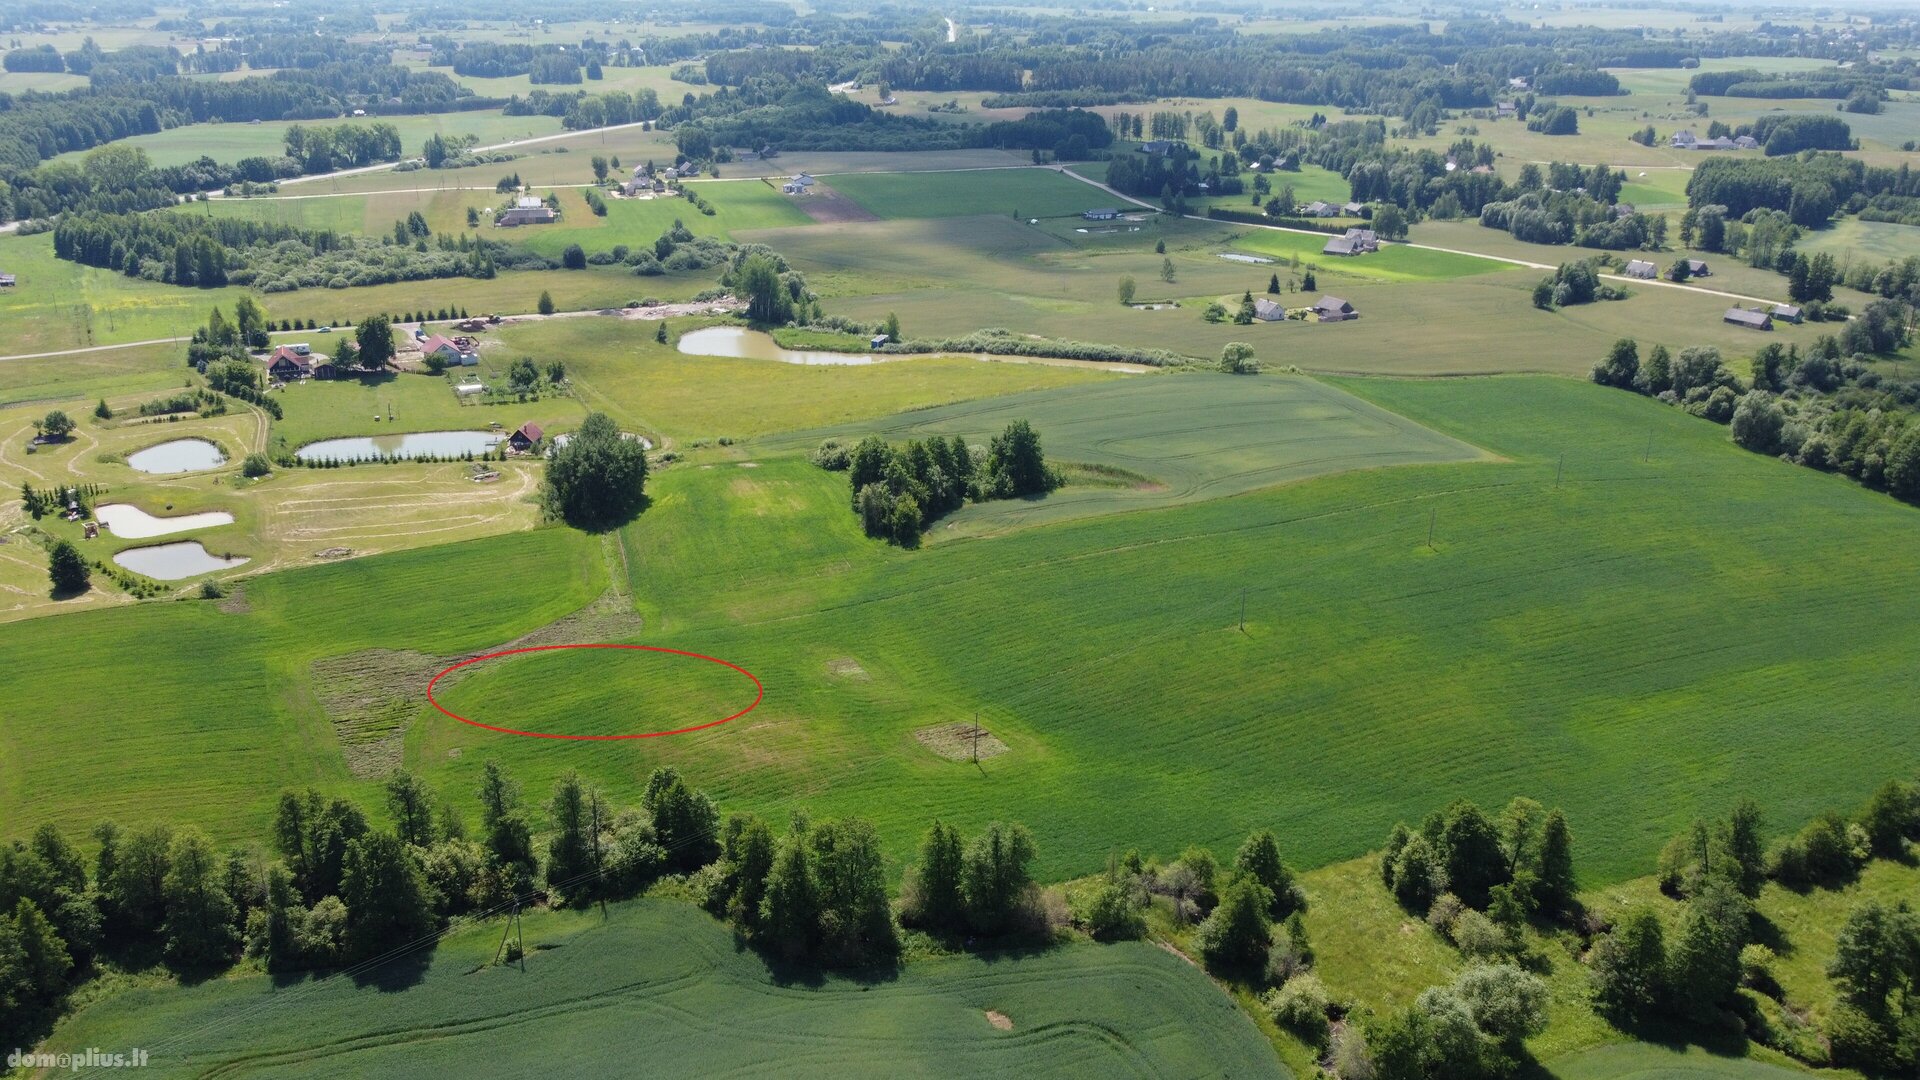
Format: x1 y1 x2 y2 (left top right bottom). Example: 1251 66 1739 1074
262 368 587 452
45 898 1281 1079
826 167 1123 220
489 315 1121 442
50 111 564 170
758 373 1489 535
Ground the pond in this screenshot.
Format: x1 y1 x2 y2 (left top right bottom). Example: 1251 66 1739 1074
677 326 877 366
126 438 227 475
95 504 235 539
113 542 249 581
295 430 502 463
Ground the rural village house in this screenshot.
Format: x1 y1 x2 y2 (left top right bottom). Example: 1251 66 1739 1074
1314 296 1357 322
1623 259 1658 279
1253 298 1285 322
1724 307 1774 331
508 422 545 452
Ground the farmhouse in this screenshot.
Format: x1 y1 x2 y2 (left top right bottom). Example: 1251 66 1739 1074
1082 208 1121 221
1302 201 1339 217
1496 101 1517 118
1724 307 1774 331
1138 140 1178 155
515 195 544 209
508 422 544 452
420 334 479 365
1322 236 1358 256
1342 201 1367 216
1313 296 1357 322
1771 303 1804 324
265 346 311 380
1670 130 1698 148
1686 259 1711 277
1253 298 1285 322
1734 135 1761 150
1623 259 1658 279
498 206 557 226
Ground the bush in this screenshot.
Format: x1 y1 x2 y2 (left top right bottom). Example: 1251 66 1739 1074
242 453 272 478
1263 973 1331 1048
1449 908 1507 960
809 439 851 471
1080 880 1146 941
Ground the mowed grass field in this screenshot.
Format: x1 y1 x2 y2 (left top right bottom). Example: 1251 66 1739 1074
758 373 1490 535
6 376 1920 889
49 110 564 170
46 898 1282 1079
827 167 1121 220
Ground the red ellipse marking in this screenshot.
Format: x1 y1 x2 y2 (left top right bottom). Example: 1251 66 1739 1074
426 643 763 741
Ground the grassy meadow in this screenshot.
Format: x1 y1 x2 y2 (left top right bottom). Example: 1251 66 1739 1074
6 375 1920 891
827 167 1123 220
45 898 1282 1078
49 111 564 170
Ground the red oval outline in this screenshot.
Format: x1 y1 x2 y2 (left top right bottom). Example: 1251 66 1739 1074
426 643 763 741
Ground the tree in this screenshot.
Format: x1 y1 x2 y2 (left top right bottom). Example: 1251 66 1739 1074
46 540 88 596
1453 963 1549 1045
1195 874 1273 974
1117 276 1136 306
1372 204 1407 240
735 253 791 325
1592 907 1667 1022
1433 801 1508 909
883 312 901 341
758 830 818 960
1669 878 1749 1018
1160 257 1176 283
1267 273 1281 294
985 420 1055 500
1220 341 1259 374
1828 900 1920 1019
808 818 897 962
590 155 609 182
1302 270 1316 292
561 244 586 270
904 821 965 932
1590 338 1639 389
962 821 1037 935
466 207 480 228
641 767 720 871
162 828 238 970
655 321 669 345
385 772 437 848
544 771 595 905
542 412 649 530
37 411 74 440
340 832 436 960
5 898 71 1006
1535 810 1576 913
1234 831 1303 920
353 315 393 370
537 291 556 316
93 399 112 420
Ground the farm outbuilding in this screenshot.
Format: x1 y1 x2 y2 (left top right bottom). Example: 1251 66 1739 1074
1313 296 1357 322
1724 308 1774 331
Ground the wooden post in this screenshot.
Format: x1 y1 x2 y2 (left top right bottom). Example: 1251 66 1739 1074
972 713 979 763
1427 507 1436 551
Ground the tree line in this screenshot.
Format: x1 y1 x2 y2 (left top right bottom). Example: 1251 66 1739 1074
813 420 1060 546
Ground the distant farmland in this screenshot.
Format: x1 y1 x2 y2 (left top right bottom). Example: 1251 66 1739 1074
828 167 1121 220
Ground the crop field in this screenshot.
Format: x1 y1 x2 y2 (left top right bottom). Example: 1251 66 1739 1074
511 180 816 257
758 373 1489 535
1226 229 1509 282
6 376 1919 889
46 898 1281 1079
826 167 1121 220
489 316 1122 441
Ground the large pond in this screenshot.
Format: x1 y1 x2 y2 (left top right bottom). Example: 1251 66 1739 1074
126 438 226 475
677 326 877 366
95 504 234 539
295 430 502 463
113 542 249 581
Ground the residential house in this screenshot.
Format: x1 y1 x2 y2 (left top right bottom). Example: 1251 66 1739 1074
1686 259 1711 277
1724 307 1774 331
508 422 544 452
1695 136 1736 151
1734 135 1761 150
1771 303 1804 324
1253 298 1286 322
497 206 557 226
1613 203 1636 219
1623 259 1658 279
1342 201 1367 216
1082 208 1121 221
264 345 311 381
1302 200 1339 217
1508 76 1530 90
1342 227 1379 251
1496 101 1517 119
1313 296 1357 322
1138 140 1177 155
1322 236 1358 257
419 334 479 366
1670 130 1699 149
515 195 544 209
791 174 815 187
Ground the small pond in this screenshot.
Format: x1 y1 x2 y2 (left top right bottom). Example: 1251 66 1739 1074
677 326 877 366
126 438 226 475
113 542 249 580
95 504 234 539
295 430 502 462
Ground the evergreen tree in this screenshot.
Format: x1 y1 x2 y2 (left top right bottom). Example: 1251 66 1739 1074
1535 810 1576 913
759 831 819 960
962 822 1037 935
907 820 965 931
1234 831 1304 920
1195 874 1274 974
544 771 596 905
46 540 88 596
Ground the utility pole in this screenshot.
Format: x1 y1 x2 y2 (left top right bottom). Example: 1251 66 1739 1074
1555 453 1564 488
1239 587 1247 633
971 712 979 763
494 900 525 971
1427 507 1437 551
1645 430 1653 464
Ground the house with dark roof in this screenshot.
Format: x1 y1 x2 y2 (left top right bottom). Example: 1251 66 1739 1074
1322 235 1358 257
1695 136 1737 151
1724 307 1774 331
1496 101 1517 118
498 206 557 227
1302 200 1339 217
1083 208 1121 221
508 422 545 452
1734 135 1761 150
1313 296 1357 322
1138 140 1177 155
1623 259 1658 279
1686 259 1711 277
1253 298 1286 322
1771 303 1803 324
1342 201 1367 216
265 345 311 381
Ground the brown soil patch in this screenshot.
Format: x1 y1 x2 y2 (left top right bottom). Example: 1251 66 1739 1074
794 183 881 224
217 585 251 614
310 590 644 777
985 1010 1012 1031
825 657 869 680
914 721 1008 762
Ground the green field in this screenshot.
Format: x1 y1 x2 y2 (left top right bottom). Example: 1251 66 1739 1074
6 376 1920 888
758 373 1490 535
1227 228 1509 282
45 898 1283 1078
1548 1044 1819 1079
827 168 1121 220
50 111 564 170
263 369 588 453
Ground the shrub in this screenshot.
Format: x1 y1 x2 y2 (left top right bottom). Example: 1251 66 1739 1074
1449 908 1507 960
809 439 851 471
1263 973 1332 1048
1080 880 1146 941
242 453 272 478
